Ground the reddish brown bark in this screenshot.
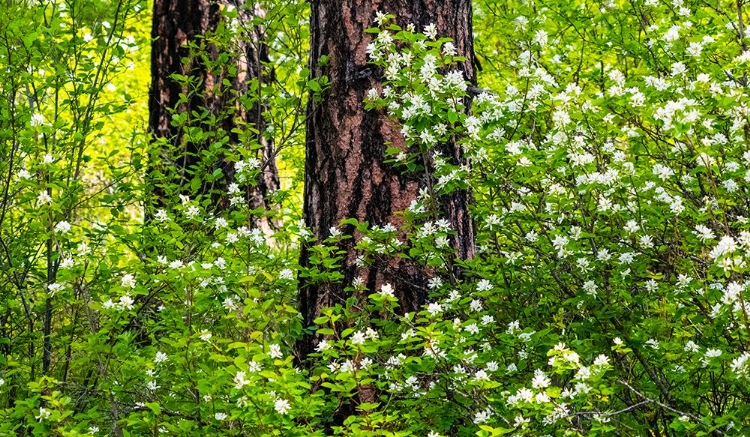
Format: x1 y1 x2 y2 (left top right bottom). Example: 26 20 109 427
299 0 476 360
149 0 279 215
149 0 217 147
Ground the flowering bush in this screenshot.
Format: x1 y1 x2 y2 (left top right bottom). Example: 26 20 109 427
5 0 750 436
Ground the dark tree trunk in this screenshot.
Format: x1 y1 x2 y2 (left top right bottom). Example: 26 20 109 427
298 0 476 360
149 0 217 151
149 0 279 216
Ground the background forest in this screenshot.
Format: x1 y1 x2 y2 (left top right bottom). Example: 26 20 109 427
2 0 750 435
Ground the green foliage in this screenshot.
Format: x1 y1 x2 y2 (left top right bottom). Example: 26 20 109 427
5 0 750 436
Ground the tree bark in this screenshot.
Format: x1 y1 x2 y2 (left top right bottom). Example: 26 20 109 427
149 0 279 215
299 0 476 360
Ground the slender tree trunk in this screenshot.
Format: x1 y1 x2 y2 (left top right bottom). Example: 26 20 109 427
299 0 476 360
149 0 279 215
235 4 281 233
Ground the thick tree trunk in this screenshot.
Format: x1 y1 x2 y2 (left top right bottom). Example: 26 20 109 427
149 0 279 215
149 0 217 151
299 0 476 360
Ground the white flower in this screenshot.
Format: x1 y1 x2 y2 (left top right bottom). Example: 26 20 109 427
442 41 456 56
723 179 738 193
52 221 72 236
169 260 184 269
154 209 169 222
59 257 74 269
671 61 686 76
474 369 490 381
464 323 479 335
37 191 52 205
427 302 442 316
731 352 750 376
663 24 680 42
121 274 136 289
470 299 483 312
619 252 635 264
639 235 654 249
374 11 389 26
351 331 366 345
705 348 722 359
575 366 591 381
118 295 134 311
185 205 200 219
531 369 550 389
316 340 331 352
199 330 212 342
36 407 51 421
525 230 538 242
214 217 228 229
234 371 250 389
694 224 715 242
424 23 437 40
278 268 294 280
269 343 283 359
624 220 639 234
594 354 610 366
31 113 46 127
477 279 493 292
711 236 738 260
274 398 291 415
47 283 63 296
214 412 227 421
223 297 238 311
684 341 699 353
474 408 492 424
506 320 520 334
215 257 227 269
582 280 598 297
534 29 548 47
366 327 379 341
428 277 443 289
154 351 168 364
379 283 395 298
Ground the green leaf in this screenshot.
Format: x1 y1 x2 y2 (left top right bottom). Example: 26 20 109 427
145 402 161 415
308 79 322 93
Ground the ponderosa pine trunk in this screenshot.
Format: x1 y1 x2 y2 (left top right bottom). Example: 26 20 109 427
298 0 476 361
149 0 279 216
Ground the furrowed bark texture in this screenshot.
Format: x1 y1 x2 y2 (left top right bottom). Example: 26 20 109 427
299 0 476 360
149 0 279 214
149 0 217 148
